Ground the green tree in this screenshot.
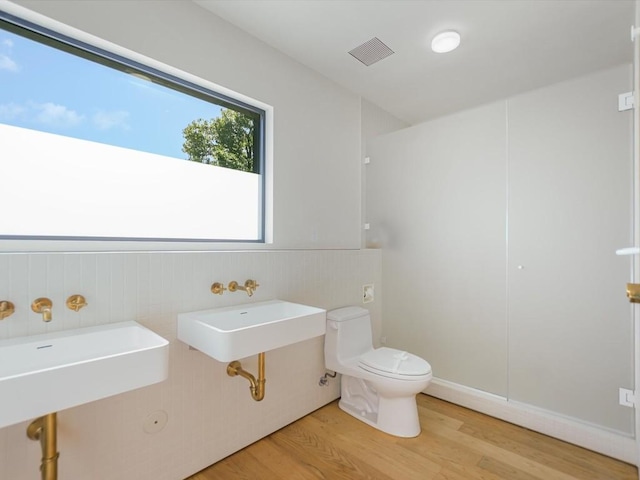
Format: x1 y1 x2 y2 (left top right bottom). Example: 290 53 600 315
182 108 256 172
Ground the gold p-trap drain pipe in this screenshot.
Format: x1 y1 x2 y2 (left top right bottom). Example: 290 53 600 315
227 352 266 401
27 413 59 480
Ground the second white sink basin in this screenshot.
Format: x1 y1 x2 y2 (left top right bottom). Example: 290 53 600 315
0 321 169 429
177 300 326 362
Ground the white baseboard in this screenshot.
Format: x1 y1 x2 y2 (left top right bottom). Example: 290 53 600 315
424 377 637 465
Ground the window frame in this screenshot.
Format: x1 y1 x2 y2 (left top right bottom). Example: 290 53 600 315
0 6 273 251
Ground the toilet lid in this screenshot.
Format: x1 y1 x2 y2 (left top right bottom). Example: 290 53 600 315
359 347 432 379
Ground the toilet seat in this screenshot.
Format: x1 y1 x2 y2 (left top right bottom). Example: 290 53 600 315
358 347 432 381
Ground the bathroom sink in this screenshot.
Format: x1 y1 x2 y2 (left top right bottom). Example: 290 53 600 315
177 300 326 362
0 321 169 429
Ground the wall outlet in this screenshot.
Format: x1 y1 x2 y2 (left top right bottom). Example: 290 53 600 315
619 388 635 408
363 284 374 303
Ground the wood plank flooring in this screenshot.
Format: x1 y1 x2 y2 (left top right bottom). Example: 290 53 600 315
187 394 638 480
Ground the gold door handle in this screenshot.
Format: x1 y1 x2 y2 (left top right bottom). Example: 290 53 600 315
626 283 640 303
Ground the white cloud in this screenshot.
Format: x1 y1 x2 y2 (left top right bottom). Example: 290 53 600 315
0 102 26 120
0 38 18 72
92 110 130 130
0 53 18 72
32 102 84 128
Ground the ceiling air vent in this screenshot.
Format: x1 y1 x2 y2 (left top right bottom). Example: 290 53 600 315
348 37 394 66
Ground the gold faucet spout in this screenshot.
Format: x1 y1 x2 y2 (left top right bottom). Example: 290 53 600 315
244 279 259 297
31 298 53 323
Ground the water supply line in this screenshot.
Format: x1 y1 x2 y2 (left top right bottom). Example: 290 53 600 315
27 413 59 480
227 352 266 401
319 370 337 386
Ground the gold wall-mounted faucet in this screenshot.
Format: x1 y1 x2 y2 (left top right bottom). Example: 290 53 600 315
66 295 88 312
211 282 226 295
228 279 260 297
0 300 15 320
31 297 53 322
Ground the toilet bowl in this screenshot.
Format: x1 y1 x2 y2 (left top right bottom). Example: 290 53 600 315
324 306 432 437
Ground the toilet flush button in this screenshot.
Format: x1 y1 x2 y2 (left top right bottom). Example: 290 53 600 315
517 265 525 270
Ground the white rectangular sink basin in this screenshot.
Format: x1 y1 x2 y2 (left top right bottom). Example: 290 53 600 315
0 321 169 429
177 300 326 362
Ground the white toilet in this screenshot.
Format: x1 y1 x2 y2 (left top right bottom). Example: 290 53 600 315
325 306 432 438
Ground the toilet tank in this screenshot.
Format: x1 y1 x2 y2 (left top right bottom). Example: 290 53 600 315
325 306 373 368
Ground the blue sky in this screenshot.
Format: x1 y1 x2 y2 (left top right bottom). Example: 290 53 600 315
0 27 222 160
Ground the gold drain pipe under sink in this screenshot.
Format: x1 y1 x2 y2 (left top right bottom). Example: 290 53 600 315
27 413 59 480
227 352 266 401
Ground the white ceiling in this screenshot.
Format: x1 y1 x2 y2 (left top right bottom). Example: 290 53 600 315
194 0 634 125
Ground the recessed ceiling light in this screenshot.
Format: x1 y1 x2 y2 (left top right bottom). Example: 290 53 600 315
431 31 461 53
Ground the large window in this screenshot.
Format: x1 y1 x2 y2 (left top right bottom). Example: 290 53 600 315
0 10 267 243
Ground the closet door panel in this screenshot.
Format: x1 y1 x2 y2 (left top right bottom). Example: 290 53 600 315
508 65 633 433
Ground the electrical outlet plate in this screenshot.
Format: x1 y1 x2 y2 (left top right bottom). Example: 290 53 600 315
363 284 374 303
618 91 634 111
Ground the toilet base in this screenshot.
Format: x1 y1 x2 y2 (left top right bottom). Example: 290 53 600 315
339 375 422 438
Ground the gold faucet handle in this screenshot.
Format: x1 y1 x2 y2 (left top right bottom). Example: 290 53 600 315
66 294 88 312
0 300 15 320
211 282 227 295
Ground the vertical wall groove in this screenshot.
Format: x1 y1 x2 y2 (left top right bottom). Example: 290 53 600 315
505 98 511 401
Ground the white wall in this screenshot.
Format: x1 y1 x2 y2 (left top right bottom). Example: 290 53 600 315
0 1 379 479
367 64 633 438
361 99 409 157
6 0 362 250
360 99 409 248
